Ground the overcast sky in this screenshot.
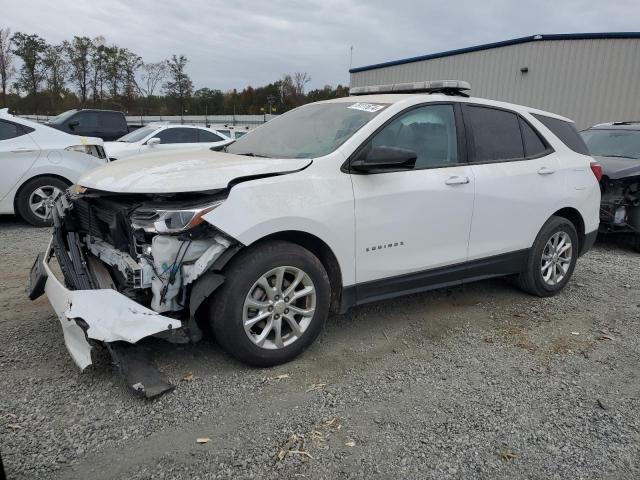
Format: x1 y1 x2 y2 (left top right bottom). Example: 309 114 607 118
4 0 640 91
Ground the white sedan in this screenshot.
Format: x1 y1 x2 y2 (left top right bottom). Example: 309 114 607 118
104 124 233 160
0 108 107 226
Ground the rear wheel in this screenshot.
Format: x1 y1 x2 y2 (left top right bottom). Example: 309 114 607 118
16 176 69 227
517 216 579 297
209 241 330 367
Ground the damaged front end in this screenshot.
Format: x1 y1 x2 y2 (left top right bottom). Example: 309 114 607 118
28 188 240 397
599 174 640 240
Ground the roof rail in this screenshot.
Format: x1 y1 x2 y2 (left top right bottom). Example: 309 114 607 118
350 80 471 97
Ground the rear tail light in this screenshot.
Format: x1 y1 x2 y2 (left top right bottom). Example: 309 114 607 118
590 161 603 182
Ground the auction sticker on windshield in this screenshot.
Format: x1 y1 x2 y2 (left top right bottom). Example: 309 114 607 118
348 103 386 113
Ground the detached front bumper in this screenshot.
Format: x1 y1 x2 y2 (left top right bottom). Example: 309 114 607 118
38 240 182 370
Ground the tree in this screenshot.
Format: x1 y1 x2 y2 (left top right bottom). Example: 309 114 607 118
11 32 47 98
163 54 193 114
90 36 107 105
0 28 14 105
193 87 223 115
120 49 142 111
139 61 167 99
42 43 68 111
103 45 124 99
293 72 311 97
65 36 93 106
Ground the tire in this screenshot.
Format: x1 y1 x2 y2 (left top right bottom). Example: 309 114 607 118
517 216 579 297
16 176 69 227
209 240 331 367
632 235 640 253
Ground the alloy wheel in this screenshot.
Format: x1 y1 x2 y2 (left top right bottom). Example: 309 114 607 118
28 186 62 221
540 231 573 286
242 266 316 350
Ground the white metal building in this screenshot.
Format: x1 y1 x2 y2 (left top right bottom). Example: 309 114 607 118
349 33 640 129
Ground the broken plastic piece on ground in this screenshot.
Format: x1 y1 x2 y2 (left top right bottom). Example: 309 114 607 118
196 437 210 444
107 342 174 398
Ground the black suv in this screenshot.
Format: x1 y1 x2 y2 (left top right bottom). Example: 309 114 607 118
47 109 129 141
581 122 640 251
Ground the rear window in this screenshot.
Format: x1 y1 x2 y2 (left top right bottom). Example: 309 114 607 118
519 117 549 157
0 121 25 140
466 106 524 162
532 114 589 155
103 112 125 130
198 129 224 142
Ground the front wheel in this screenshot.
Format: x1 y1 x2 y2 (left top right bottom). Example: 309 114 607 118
517 216 579 297
16 176 69 227
209 241 331 367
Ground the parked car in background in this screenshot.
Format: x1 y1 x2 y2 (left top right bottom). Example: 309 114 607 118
0 108 107 227
47 109 129 141
29 81 600 395
213 124 251 140
581 122 640 251
104 123 233 160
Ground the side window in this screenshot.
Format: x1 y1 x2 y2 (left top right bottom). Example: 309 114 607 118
370 104 458 169
103 112 124 131
74 112 100 129
0 121 25 141
235 131 247 138
154 127 198 144
519 117 549 157
532 114 589 155
217 130 231 137
466 106 524 162
198 129 223 142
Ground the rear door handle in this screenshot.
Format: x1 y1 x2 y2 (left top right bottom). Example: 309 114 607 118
445 176 470 185
537 166 556 175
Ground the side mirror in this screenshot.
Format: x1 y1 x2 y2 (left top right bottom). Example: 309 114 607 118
147 137 161 147
68 120 79 129
351 146 417 172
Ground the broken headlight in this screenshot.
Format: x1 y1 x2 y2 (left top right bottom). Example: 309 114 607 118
130 200 225 234
65 144 107 159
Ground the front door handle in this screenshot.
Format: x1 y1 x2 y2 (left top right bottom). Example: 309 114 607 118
445 176 470 186
537 166 556 175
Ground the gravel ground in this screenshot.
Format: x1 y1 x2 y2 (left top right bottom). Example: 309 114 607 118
1 215 639 480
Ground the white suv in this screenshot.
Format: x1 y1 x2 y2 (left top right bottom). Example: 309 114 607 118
30 81 600 387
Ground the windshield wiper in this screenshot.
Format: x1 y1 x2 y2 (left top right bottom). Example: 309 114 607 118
600 154 639 159
237 152 271 158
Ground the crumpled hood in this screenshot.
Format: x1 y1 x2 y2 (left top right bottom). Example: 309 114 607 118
78 148 312 193
594 155 640 180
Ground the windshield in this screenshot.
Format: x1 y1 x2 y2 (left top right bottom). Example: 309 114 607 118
227 102 388 158
581 129 640 159
117 126 157 142
47 110 77 124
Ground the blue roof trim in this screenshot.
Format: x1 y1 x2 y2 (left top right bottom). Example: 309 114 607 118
349 32 640 73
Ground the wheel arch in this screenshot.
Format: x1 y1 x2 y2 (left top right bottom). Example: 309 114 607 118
247 230 344 314
13 173 73 213
551 207 585 252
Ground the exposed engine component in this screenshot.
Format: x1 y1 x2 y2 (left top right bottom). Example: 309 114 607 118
600 175 640 233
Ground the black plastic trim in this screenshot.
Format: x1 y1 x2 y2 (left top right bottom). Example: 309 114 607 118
580 230 598 256
339 249 530 312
